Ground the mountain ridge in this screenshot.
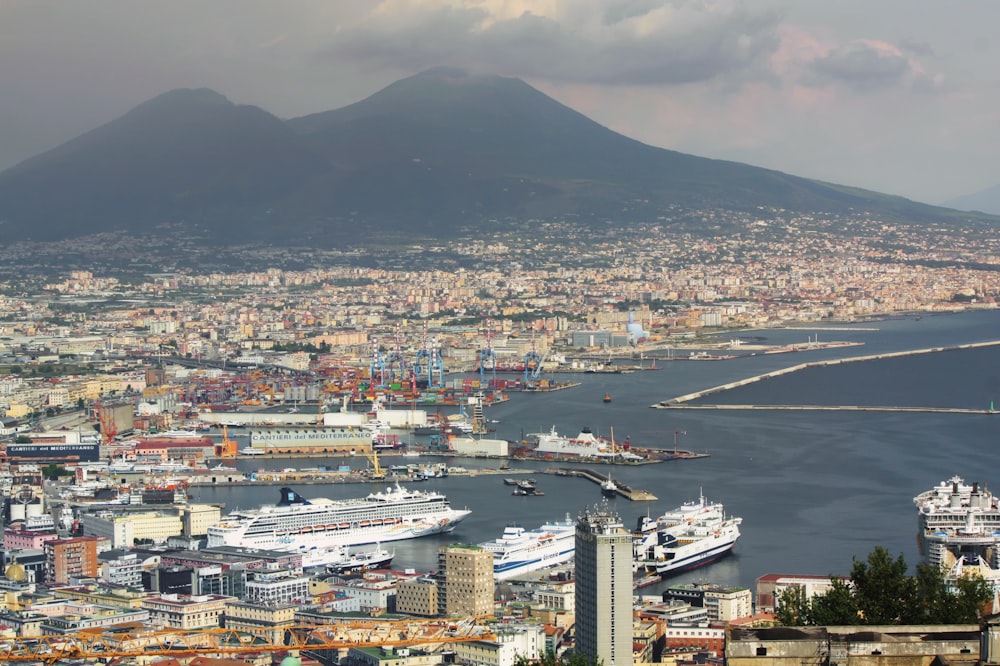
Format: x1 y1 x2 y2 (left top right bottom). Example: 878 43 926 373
0 69 995 244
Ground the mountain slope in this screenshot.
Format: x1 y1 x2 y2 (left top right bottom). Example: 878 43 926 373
944 184 1000 216
0 69 994 244
0 88 330 241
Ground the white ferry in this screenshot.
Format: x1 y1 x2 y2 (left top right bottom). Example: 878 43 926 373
206 484 470 549
633 492 742 577
479 515 576 580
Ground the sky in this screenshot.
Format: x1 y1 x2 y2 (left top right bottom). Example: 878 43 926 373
1 0 998 205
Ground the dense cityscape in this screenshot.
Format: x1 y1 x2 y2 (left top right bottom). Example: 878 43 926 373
0 212 998 666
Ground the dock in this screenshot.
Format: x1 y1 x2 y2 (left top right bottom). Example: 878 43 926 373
548 468 657 501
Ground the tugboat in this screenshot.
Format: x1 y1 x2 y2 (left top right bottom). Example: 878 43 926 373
601 476 618 498
603 392 612 403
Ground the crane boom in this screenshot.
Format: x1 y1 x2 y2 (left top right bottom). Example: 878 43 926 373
0 624 496 664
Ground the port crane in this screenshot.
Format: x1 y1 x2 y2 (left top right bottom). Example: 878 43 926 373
478 317 497 387
214 424 238 458
369 338 388 389
524 330 543 385
385 322 408 384
0 621 496 664
362 445 386 480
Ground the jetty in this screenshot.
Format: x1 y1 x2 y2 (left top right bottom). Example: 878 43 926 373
653 340 1000 409
549 468 657 501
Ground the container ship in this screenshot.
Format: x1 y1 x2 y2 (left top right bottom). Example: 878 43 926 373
479 516 576 580
914 475 1000 572
206 485 471 550
633 492 742 577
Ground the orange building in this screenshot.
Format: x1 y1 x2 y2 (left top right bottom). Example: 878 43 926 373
44 536 100 584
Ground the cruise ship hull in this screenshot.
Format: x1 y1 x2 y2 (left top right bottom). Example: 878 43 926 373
206 485 471 550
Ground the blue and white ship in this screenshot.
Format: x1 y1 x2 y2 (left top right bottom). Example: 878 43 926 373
479 516 576 580
633 492 742 577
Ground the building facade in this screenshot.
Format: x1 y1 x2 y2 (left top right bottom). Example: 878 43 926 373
436 544 494 618
44 537 99 584
574 504 633 666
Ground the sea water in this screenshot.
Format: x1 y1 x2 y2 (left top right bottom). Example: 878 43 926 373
189 310 1000 592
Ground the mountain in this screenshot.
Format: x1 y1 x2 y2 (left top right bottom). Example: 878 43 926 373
0 68 994 244
0 88 330 242
944 184 1000 216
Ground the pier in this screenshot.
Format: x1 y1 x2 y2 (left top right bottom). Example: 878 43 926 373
653 340 1000 409
549 468 658 501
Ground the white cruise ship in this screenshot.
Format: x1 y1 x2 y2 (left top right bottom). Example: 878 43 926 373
914 475 1000 571
633 492 742 577
479 516 576 580
206 485 471 550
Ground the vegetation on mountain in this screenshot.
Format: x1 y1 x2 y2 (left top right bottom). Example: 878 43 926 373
0 68 996 245
776 546 992 626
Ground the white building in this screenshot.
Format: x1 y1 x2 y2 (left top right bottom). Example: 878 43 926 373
80 510 182 548
244 571 310 607
453 626 545 666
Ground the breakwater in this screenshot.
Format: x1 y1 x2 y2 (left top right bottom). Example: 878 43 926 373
653 340 1000 409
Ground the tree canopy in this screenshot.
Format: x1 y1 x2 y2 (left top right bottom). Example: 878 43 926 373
776 546 992 626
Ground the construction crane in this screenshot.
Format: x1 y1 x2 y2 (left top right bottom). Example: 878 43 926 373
0 622 497 664
362 445 386 480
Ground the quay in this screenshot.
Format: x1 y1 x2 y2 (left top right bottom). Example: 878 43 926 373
547 467 658 501
654 340 1000 408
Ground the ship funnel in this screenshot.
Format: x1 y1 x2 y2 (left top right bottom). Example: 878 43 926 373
278 487 311 506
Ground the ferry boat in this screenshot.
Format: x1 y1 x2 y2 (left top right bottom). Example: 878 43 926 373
529 426 646 462
206 484 471 550
914 475 1000 571
633 492 742 576
479 516 576 580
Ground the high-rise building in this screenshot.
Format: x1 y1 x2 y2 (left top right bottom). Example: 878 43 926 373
436 544 494 617
44 536 99 584
575 503 633 666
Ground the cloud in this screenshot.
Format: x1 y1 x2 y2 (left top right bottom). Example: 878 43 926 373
321 0 785 87
804 39 932 92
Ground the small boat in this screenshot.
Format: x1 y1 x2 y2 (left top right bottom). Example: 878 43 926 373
503 478 520 486
603 392 612 403
601 476 618 498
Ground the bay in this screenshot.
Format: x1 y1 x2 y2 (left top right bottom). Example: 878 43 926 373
189 310 1000 594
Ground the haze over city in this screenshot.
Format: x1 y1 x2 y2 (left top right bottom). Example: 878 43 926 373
2 0 998 205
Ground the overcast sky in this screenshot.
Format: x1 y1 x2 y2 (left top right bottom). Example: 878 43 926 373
2 0 997 204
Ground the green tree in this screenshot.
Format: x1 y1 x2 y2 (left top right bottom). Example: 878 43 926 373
851 547 916 624
809 578 858 625
775 546 992 627
776 584 811 626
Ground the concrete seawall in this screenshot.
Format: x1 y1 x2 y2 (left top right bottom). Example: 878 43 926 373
653 340 1000 410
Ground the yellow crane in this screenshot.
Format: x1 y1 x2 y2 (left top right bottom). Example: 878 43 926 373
0 622 496 664
363 445 386 480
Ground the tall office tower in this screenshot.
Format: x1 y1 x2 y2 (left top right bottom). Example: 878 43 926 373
436 544 494 617
575 503 633 666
